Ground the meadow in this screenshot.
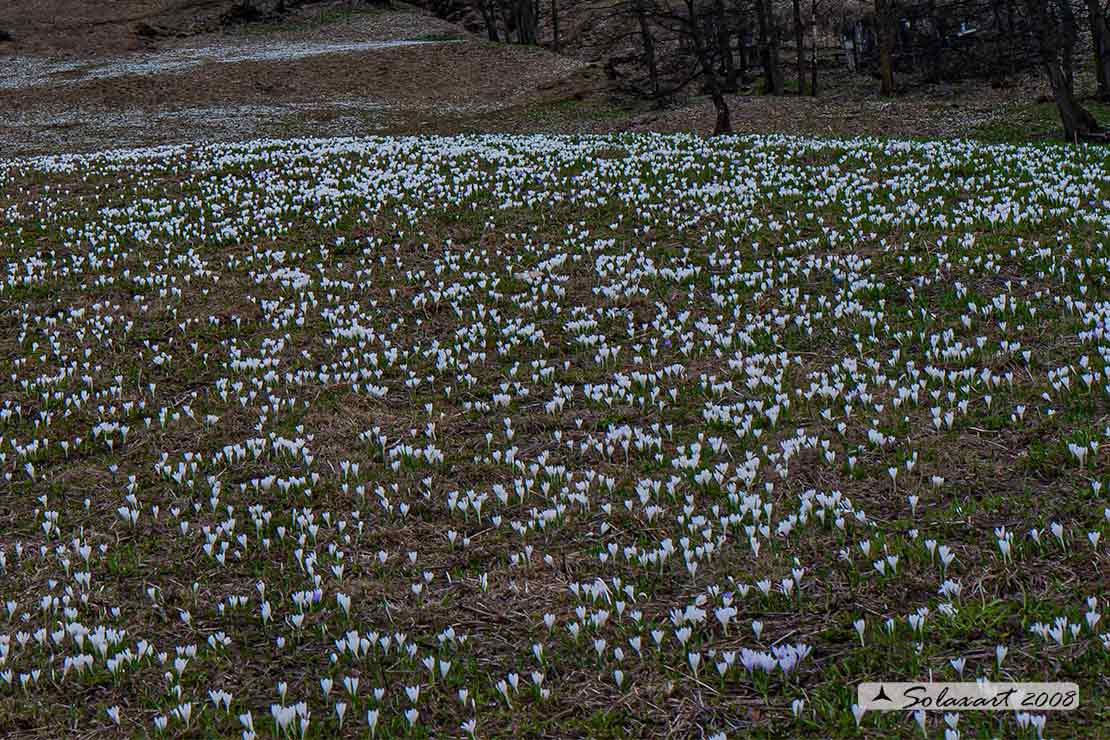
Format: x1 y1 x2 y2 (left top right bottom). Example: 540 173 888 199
0 133 1107 737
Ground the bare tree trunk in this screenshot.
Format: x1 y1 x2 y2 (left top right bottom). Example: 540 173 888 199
728 28 743 89
552 0 560 51
1087 0 1110 100
477 0 500 41
876 0 896 96
634 0 661 98
1060 0 1076 90
511 0 537 44
1024 0 1102 140
755 0 784 94
792 0 805 93
755 0 770 84
768 1 783 94
1046 62 1101 140
737 16 750 84
685 0 732 134
715 0 737 91
810 1 818 95
1007 0 1016 77
925 0 943 82
495 0 509 41
989 0 1005 86
852 20 860 71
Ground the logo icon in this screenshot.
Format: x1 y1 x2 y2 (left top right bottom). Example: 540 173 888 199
871 685 892 703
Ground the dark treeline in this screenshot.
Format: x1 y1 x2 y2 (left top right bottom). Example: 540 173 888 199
424 0 546 44
421 0 1108 141
590 0 1106 139
225 0 395 23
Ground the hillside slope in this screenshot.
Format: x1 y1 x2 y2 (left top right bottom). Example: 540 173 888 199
0 2 601 156
0 0 249 53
